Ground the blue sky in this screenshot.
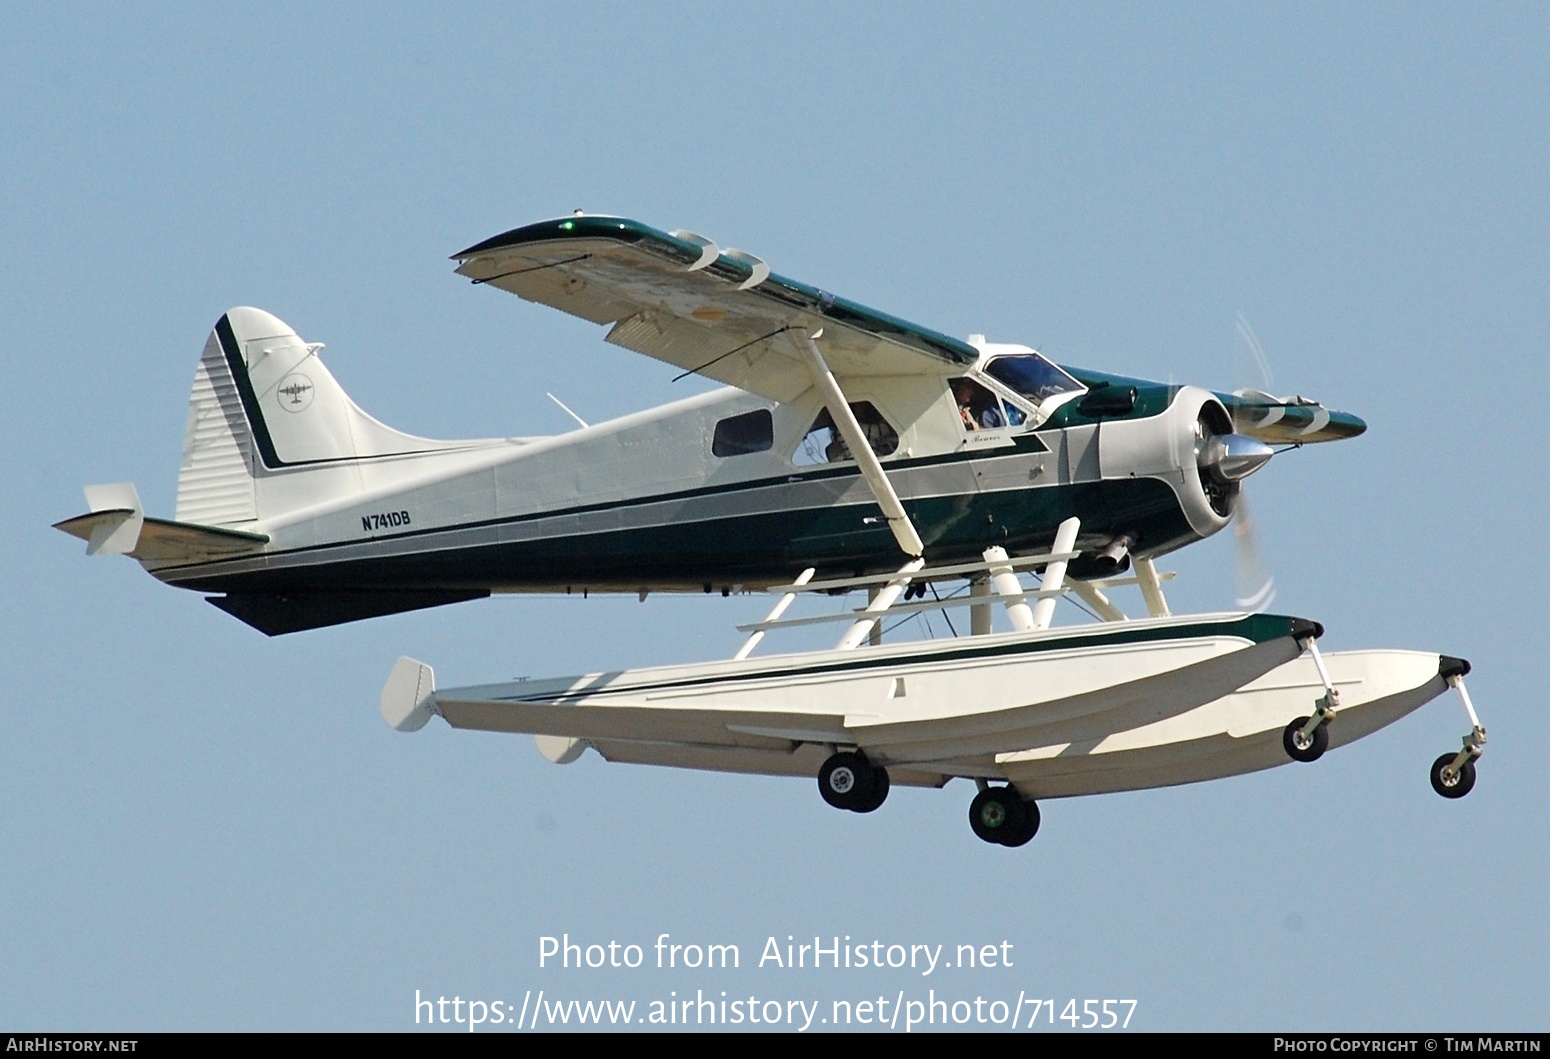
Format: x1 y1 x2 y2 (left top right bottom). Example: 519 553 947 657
2 3 1546 1031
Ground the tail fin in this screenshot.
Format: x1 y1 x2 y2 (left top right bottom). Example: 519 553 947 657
176 307 456 526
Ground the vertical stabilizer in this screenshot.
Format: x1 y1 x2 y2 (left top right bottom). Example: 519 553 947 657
175 307 475 526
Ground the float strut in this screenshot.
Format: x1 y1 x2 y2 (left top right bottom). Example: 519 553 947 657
969 578 993 635
1296 633 1340 740
835 558 925 650
1444 673 1487 776
1030 517 1080 631
734 567 815 660
984 546 1035 633
1134 557 1171 618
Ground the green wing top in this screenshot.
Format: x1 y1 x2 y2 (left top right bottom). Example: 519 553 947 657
1215 389 1367 444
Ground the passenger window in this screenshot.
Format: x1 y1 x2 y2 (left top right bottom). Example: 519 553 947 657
712 409 774 457
951 377 1019 432
793 402 899 466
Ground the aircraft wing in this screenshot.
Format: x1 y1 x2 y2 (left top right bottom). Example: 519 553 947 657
452 216 978 402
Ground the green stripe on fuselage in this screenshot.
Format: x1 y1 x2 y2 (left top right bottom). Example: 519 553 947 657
164 475 1198 597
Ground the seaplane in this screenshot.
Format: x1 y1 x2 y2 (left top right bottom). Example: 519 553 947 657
55 214 1488 846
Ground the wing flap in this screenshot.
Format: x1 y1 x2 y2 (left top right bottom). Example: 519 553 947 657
603 313 813 403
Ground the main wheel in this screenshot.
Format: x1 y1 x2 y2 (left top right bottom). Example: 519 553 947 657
818 751 874 811
1430 753 1476 799
1282 717 1329 763
969 787 1026 844
851 765 890 813
999 798 1041 847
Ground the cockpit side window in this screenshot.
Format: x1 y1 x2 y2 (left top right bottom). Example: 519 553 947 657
712 409 774 457
792 402 899 466
950 377 1025 431
983 354 1084 405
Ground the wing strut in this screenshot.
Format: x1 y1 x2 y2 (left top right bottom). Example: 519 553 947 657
793 331 925 558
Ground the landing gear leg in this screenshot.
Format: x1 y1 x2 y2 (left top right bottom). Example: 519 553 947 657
1283 634 1340 763
1430 659 1485 800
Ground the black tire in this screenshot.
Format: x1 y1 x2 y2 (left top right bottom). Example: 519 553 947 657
999 799 1041 847
1283 717 1329 763
851 765 890 813
1430 753 1476 799
818 751 874 811
969 787 1026 844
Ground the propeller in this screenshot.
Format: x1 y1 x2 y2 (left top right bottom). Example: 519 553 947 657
1232 489 1276 610
1226 313 1278 611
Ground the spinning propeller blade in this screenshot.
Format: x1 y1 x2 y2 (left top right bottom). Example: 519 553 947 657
1235 313 1275 395
1229 313 1278 612
1232 489 1276 611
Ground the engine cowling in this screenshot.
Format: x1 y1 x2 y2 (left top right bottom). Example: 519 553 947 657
1095 385 1272 547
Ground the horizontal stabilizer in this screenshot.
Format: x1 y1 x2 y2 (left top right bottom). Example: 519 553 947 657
55 511 268 561
128 518 268 561
55 483 269 561
207 589 489 636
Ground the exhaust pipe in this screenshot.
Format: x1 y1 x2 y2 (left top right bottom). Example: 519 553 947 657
1092 534 1135 577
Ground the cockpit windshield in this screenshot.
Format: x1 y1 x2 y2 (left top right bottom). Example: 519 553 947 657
983 354 1084 405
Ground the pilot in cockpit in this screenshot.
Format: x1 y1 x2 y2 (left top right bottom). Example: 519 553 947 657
955 378 1005 431
955 380 981 429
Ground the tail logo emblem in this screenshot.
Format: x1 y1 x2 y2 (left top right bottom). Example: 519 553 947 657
277 374 314 413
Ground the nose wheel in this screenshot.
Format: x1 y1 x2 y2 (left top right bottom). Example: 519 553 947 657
817 750 890 813
969 785 1041 847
